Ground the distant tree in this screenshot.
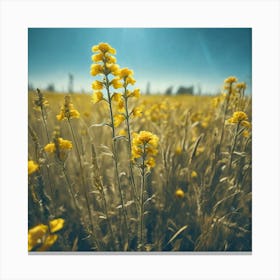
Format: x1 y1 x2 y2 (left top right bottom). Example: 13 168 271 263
176 86 194 95
68 73 74 93
165 86 173 95
146 82 150 95
46 83 55 92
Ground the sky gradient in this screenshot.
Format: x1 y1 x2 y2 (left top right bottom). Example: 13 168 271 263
28 28 252 94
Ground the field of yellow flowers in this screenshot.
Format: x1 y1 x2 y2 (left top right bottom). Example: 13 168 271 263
28 43 252 252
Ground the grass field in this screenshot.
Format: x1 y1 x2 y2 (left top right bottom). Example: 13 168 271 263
28 43 252 252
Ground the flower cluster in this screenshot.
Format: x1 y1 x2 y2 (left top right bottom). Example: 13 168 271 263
227 111 251 127
28 160 39 175
56 95 80 121
131 131 159 170
44 129 72 161
28 218 65 251
33 88 49 110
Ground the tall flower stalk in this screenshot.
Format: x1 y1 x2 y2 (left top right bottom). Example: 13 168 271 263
131 131 159 250
90 43 129 248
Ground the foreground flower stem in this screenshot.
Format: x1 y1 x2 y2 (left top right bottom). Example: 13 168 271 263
138 149 146 251
104 74 129 249
67 119 100 250
229 122 240 169
123 90 139 210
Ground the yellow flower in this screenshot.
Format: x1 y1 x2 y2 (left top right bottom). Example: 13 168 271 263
28 224 48 251
175 146 183 155
106 55 117 64
28 160 39 175
44 138 72 154
49 218 65 233
224 76 238 84
58 138 72 150
44 143 56 153
114 114 125 127
111 78 123 89
175 189 185 198
91 80 103 90
107 64 120 76
128 88 141 98
36 234 58 252
119 129 127 136
117 99 125 112
92 42 116 54
126 76 136 85
235 82 246 90
118 68 134 79
132 106 143 117
191 171 198 178
56 96 80 120
112 93 122 102
240 120 251 128
131 131 159 169
227 111 248 124
91 53 104 62
242 130 250 138
92 91 104 104
90 64 104 76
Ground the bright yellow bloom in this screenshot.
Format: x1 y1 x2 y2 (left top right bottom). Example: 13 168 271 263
28 160 39 175
131 131 159 169
118 68 134 79
92 91 104 104
126 76 136 85
242 130 250 138
119 129 127 136
49 218 65 233
114 114 125 127
117 99 125 112
28 224 48 251
92 42 116 54
191 171 198 178
224 76 238 84
107 64 120 76
111 78 123 89
44 138 72 153
175 146 183 155
235 82 246 90
91 53 104 62
91 80 103 90
132 106 143 117
240 120 251 128
112 93 122 102
28 218 65 252
129 88 141 98
175 188 185 198
56 96 80 120
36 234 58 252
106 55 117 64
227 111 248 124
90 64 104 76
44 143 56 153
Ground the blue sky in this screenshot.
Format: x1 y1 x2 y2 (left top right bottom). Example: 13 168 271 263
28 28 252 94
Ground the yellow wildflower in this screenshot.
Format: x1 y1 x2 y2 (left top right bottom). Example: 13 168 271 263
91 80 103 90
91 53 104 62
175 189 185 198
44 143 56 153
106 55 117 64
28 224 48 251
36 234 58 252
119 129 127 136
145 157 156 169
90 64 104 76
114 114 125 127
28 160 39 175
126 76 136 85
131 106 143 117
92 42 116 54
118 67 134 79
242 130 250 138
191 171 198 178
128 88 141 98
227 111 248 124
92 91 104 104
107 64 120 76
111 78 123 89
118 99 125 112
112 93 122 102
56 96 80 120
175 146 183 155
224 76 238 84
44 137 72 158
49 218 65 233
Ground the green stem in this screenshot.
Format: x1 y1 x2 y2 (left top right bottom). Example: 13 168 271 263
229 122 240 169
104 73 129 249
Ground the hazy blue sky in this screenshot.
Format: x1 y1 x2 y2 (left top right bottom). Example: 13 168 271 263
28 28 252 94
